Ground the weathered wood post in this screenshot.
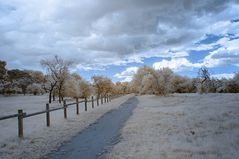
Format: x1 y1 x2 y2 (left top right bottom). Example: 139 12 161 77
46 103 50 127
92 96 94 108
101 95 103 104
63 100 67 119
18 109 24 138
97 95 99 106
76 98 79 115
85 97 87 111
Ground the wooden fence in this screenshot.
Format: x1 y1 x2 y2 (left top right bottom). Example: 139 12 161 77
0 94 122 138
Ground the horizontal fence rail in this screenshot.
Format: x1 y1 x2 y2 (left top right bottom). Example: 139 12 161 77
0 94 124 138
0 113 18 120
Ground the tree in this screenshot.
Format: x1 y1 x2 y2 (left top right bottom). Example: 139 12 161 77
0 60 7 80
79 80 91 98
71 73 82 81
197 66 211 93
64 74 81 98
64 73 92 98
132 66 174 95
115 82 131 94
132 66 159 94
0 60 7 94
233 72 239 86
42 75 57 103
157 67 174 95
224 72 239 93
141 73 156 94
27 83 44 95
171 75 196 93
41 55 72 103
92 75 114 98
7 69 33 95
26 70 46 83
7 69 31 81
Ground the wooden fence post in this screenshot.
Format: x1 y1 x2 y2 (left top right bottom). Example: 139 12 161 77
76 98 79 115
97 96 99 106
92 96 94 108
63 100 67 119
46 103 50 127
18 109 24 138
85 97 87 111
101 95 103 104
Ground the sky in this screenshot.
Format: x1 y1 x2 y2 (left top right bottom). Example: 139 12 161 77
0 0 239 82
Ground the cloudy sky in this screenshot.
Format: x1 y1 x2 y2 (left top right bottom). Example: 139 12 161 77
0 0 239 82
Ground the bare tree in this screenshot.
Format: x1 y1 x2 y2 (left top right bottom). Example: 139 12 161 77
42 75 57 103
41 55 71 103
197 66 211 93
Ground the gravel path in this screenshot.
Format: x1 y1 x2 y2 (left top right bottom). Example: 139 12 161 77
48 96 138 159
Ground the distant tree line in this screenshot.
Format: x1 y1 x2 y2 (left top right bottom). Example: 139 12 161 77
1 57 238 101
0 57 131 104
0 60 46 95
131 65 239 95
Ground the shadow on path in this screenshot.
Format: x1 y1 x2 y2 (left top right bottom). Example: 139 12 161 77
47 96 138 159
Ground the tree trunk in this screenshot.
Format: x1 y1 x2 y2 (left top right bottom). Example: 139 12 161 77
53 94 55 101
49 91 52 103
59 95 61 103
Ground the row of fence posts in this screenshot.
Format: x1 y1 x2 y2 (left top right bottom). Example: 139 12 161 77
17 95 113 138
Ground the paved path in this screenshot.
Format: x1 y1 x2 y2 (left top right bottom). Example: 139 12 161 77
48 97 138 159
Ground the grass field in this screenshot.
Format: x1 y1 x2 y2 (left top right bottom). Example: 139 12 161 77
107 93 239 159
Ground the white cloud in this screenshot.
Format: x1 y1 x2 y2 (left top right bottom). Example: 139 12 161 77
153 58 201 72
0 0 238 71
114 66 138 82
202 38 239 68
211 73 234 79
153 36 239 72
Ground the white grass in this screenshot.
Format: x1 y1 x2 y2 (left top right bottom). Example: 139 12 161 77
107 93 239 159
0 94 133 159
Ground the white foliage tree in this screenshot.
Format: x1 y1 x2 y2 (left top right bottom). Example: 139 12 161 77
157 67 174 95
132 66 159 94
79 80 92 98
64 75 81 98
27 83 44 95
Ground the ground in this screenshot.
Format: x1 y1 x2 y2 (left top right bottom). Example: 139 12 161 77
0 94 133 159
0 94 239 159
106 93 239 159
